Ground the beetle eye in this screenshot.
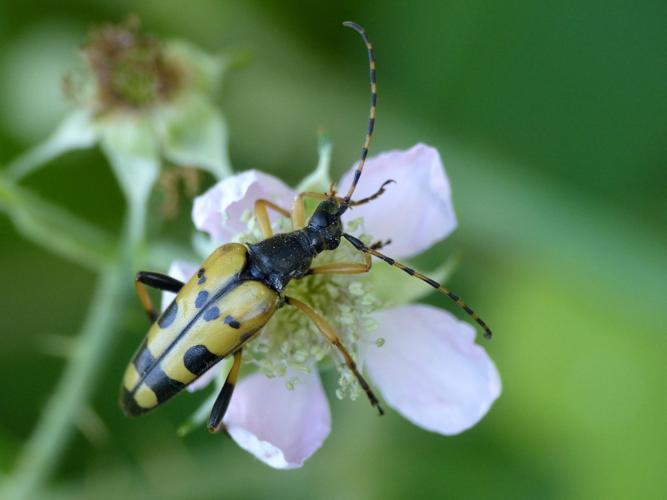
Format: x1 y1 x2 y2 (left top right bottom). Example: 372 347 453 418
309 211 328 228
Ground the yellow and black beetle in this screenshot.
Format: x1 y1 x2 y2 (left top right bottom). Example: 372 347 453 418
121 21 493 432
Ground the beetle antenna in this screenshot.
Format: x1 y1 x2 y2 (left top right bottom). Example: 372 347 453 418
339 21 377 216
343 234 494 339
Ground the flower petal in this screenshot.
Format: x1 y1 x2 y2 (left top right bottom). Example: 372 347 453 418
362 304 500 435
224 370 331 469
192 170 295 244
338 144 457 258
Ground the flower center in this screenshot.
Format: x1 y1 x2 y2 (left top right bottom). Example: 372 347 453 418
236 211 384 401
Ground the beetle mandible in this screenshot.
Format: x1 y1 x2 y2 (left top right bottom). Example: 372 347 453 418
120 21 493 431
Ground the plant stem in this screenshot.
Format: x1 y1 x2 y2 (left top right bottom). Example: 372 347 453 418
1 202 143 500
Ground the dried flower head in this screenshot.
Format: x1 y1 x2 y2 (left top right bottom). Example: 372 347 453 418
82 17 182 111
8 17 232 200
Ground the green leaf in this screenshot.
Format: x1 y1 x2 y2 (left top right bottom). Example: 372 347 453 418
296 132 332 193
153 93 232 179
6 109 98 180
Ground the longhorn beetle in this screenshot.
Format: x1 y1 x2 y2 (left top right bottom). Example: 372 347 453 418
120 21 493 431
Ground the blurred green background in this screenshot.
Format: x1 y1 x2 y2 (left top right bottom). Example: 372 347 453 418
1 1 665 499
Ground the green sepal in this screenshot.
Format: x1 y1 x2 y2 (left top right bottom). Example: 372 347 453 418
296 132 332 193
165 40 226 97
100 115 160 211
153 93 232 179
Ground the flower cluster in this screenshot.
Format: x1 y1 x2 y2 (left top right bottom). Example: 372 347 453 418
167 143 501 469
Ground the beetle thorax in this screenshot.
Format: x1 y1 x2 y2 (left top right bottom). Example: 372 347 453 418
244 199 343 292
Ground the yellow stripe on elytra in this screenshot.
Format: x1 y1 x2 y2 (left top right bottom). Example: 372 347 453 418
122 364 140 390
134 383 158 409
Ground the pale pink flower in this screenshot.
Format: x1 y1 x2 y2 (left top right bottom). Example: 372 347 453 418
165 143 500 469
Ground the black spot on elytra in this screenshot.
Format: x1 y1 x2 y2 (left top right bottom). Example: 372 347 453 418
183 344 218 375
224 315 241 329
120 388 147 417
197 268 207 285
195 290 209 308
158 301 178 328
203 306 220 321
144 365 185 404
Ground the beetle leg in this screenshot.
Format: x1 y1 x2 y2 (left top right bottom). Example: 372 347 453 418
349 179 395 207
254 199 291 238
284 295 384 416
307 253 372 275
369 239 391 250
135 272 184 323
208 349 243 433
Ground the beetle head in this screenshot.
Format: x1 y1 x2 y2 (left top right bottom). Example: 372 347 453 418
307 198 343 251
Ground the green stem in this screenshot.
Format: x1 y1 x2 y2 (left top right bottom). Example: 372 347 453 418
6 139 68 181
6 110 97 181
1 202 143 500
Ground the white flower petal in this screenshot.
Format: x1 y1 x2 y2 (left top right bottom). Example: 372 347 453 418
338 144 457 258
362 304 500 435
224 370 331 469
192 170 295 244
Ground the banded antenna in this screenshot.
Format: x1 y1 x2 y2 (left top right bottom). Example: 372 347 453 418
338 21 377 215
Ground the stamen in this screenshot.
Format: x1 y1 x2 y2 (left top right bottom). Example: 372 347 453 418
237 214 384 397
